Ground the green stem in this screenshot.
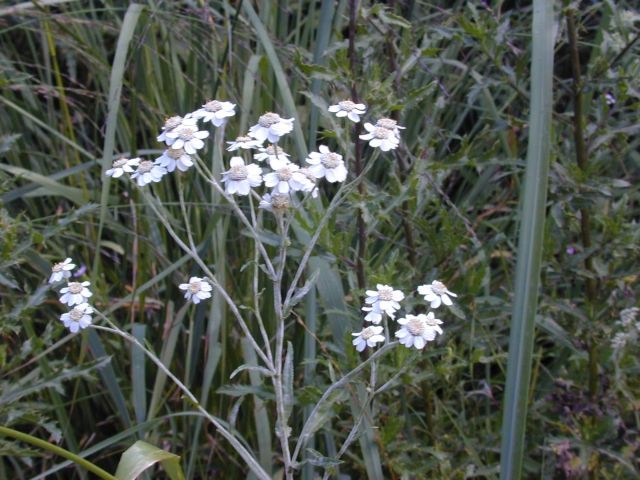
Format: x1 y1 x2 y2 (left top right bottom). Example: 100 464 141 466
0 426 117 480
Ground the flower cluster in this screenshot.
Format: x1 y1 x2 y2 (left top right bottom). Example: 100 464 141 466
48 258 94 333
106 100 235 186
611 307 640 351
352 280 457 352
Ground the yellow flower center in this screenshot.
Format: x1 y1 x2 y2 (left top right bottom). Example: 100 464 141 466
68 282 83 294
376 118 397 130
163 116 182 130
373 127 390 139
137 161 154 173
271 194 290 210
360 327 377 340
69 308 85 321
431 281 447 295
188 281 202 294
377 288 393 301
168 148 185 159
338 100 355 111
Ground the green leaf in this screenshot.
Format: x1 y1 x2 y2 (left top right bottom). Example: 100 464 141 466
115 440 185 480
283 341 294 422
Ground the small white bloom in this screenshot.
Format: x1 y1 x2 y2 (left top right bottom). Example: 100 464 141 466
60 303 93 333
226 135 263 151
352 325 385 352
179 276 212 304
611 331 628 350
221 156 263 195
362 284 405 323
395 312 443 350
49 258 76 284
259 192 292 214
263 162 314 194
191 100 236 127
157 115 196 143
359 122 399 151
59 281 92 306
417 280 457 309
297 167 319 198
131 160 168 187
106 157 140 178
254 145 290 169
248 112 294 143
306 145 347 183
328 100 367 123
605 93 616 106
155 148 194 173
619 307 640 327
165 125 210 154
375 118 405 139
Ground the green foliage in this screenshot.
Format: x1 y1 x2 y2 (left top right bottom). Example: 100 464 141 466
0 1 639 479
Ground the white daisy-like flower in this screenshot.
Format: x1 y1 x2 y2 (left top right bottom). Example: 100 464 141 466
361 284 405 324
106 157 140 178
179 276 213 304
297 167 319 198
352 325 385 352
131 160 168 187
306 145 347 183
59 281 93 306
221 156 263 195
191 100 236 127
359 122 399 151
375 118 405 139
226 135 264 151
164 124 210 154
248 112 294 143
155 148 194 173
157 115 196 143
395 312 443 349
60 303 93 333
263 162 314 194
254 145 290 169
328 100 367 123
259 192 292 214
49 258 76 284
417 280 457 309
611 331 629 350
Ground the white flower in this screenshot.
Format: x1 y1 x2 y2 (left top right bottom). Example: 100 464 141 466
375 118 405 139
619 307 640 327
611 331 628 350
49 258 76 284
417 280 457 309
395 312 443 349
328 100 366 123
164 125 210 154
191 100 236 127
179 276 212 304
157 115 196 143
263 162 314 194
297 167 319 198
361 284 405 323
254 145 290 169
359 122 399 151
221 157 262 195
106 157 140 178
352 325 385 352
131 160 168 187
259 192 292 214
59 281 92 306
306 145 347 183
248 112 294 143
155 148 194 173
60 303 93 333
226 135 263 151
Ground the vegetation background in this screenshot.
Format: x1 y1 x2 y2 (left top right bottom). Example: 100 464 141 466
0 0 638 478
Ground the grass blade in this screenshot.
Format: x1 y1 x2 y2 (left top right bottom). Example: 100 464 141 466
499 1 555 478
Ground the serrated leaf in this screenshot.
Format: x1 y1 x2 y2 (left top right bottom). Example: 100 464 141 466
115 440 185 480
